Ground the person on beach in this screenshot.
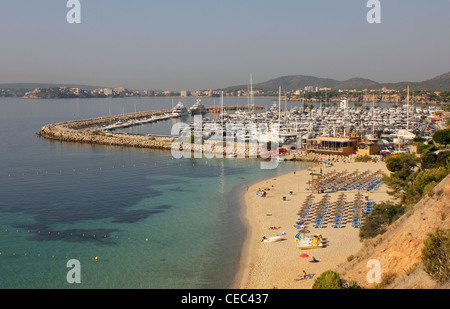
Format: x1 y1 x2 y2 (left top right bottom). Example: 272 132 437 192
299 270 307 279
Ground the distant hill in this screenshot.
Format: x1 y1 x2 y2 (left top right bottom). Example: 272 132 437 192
0 83 105 90
225 71 450 92
383 71 450 91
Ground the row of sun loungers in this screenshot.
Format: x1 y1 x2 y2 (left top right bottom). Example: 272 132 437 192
294 192 376 229
305 169 382 193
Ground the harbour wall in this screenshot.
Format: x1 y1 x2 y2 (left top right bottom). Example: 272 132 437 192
36 106 264 153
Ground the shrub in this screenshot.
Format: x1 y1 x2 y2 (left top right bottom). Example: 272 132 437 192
312 270 342 289
342 280 363 289
421 228 450 284
359 202 405 240
375 272 397 289
404 167 449 205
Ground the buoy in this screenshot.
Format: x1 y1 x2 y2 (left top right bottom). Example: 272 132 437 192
145 238 149 242
94 257 99 261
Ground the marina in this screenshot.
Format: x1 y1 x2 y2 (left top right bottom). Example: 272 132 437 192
91 91 444 158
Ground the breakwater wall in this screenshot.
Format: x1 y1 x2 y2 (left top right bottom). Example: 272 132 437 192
36 106 264 152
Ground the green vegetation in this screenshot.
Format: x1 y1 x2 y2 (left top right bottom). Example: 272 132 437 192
312 270 363 289
404 166 449 205
382 152 449 205
421 228 450 284
368 150 449 241
432 129 450 148
312 271 343 289
359 201 405 240
382 153 421 199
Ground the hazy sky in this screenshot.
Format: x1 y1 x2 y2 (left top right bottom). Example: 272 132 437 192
1 0 449 90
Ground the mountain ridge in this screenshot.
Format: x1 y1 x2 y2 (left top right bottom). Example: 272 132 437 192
225 71 450 92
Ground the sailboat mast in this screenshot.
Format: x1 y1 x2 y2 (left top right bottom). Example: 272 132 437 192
221 91 224 128
407 85 410 130
250 73 254 113
278 86 281 129
372 93 375 136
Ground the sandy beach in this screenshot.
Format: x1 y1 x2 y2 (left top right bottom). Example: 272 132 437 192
234 160 392 289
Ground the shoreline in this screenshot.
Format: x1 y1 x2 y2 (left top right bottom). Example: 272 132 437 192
234 160 391 289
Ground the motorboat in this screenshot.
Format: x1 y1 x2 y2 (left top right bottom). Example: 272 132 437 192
189 99 206 115
172 102 188 117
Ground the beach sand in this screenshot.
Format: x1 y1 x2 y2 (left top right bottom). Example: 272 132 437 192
234 160 392 289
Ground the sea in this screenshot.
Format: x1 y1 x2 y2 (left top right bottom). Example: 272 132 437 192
0 96 314 289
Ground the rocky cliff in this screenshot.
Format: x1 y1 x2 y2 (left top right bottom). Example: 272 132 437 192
337 174 450 289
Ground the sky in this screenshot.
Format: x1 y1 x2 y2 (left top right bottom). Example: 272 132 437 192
0 0 449 90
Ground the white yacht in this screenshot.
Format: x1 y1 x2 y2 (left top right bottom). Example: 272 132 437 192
172 102 188 117
189 99 206 115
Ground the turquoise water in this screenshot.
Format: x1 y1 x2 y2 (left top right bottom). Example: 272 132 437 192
0 97 312 288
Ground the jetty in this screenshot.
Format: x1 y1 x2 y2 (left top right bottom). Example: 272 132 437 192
37 105 265 153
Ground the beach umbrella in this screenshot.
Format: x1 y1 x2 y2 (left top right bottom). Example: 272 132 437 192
299 254 309 258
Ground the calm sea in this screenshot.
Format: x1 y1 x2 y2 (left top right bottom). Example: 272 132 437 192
0 96 313 289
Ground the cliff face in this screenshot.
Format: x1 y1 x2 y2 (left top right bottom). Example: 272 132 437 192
338 174 450 289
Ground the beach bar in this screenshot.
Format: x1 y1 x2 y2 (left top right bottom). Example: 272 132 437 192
306 136 361 155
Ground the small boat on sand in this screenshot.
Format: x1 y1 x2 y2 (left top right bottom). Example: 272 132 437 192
262 235 283 242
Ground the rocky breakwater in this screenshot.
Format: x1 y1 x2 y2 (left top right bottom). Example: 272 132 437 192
37 110 176 151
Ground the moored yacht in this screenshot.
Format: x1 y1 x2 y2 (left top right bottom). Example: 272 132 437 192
189 99 206 115
172 102 188 117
